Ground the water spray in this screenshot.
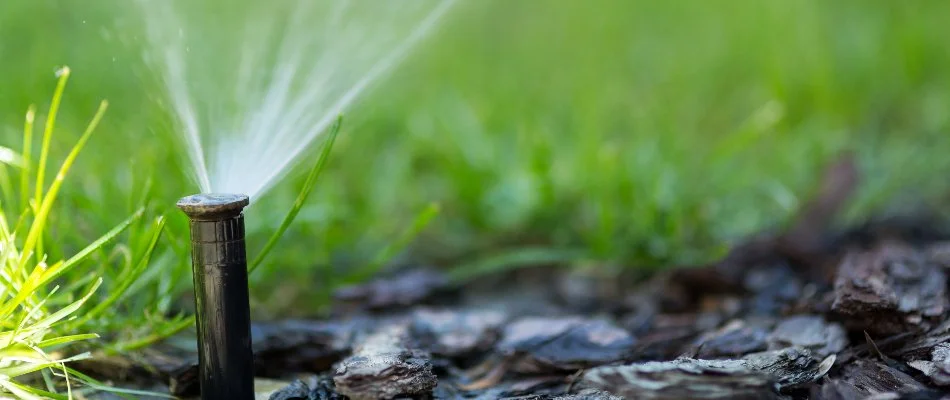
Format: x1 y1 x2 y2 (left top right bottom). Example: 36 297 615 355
143 0 456 199
177 193 254 400
155 2 456 393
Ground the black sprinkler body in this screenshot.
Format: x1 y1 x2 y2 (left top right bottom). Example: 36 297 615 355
178 193 254 400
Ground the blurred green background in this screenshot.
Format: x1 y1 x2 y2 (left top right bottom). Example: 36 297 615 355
2 0 949 320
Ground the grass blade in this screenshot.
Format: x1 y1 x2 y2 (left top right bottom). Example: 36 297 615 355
249 115 342 274
36 333 99 348
108 315 193 353
33 68 70 258
71 216 164 327
0 203 128 322
0 352 91 379
19 100 108 268
34 67 70 210
0 379 52 400
20 105 35 210
30 278 102 334
50 208 139 286
0 165 15 209
61 367 177 399
0 260 55 323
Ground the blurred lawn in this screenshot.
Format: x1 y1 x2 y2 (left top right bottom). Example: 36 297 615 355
2 0 950 316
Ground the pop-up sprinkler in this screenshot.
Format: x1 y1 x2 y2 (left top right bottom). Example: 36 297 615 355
178 194 254 400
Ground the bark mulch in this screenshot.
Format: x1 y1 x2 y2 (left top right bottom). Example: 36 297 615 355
81 155 950 399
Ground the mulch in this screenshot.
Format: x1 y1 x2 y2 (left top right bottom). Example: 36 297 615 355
79 154 950 399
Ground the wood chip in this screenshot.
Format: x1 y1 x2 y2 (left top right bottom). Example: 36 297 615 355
907 343 950 386
832 242 947 336
334 268 451 311
498 317 636 373
578 347 830 399
333 325 437 400
692 320 769 358
816 359 930 399
767 315 848 358
409 308 506 359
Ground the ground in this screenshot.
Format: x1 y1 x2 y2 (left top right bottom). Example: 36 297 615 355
78 158 950 399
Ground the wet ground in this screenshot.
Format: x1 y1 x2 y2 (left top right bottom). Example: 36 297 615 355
79 156 950 399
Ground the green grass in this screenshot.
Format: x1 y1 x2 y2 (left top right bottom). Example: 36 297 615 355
2 1 950 388
0 73 178 397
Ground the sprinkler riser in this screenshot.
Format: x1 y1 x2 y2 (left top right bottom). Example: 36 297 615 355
179 194 254 400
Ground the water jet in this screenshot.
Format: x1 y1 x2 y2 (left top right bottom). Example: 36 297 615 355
141 0 455 199
177 193 253 400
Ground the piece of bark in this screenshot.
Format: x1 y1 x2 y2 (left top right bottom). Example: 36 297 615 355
832 242 948 336
252 319 359 377
511 375 567 391
907 343 950 386
457 375 569 400
409 308 506 359
578 358 778 400
743 347 835 390
767 315 847 358
633 312 722 360
498 317 636 373
812 383 948 400
267 376 343 400
308 375 345 400
334 268 452 311
743 263 805 316
812 379 870 400
554 389 625 400
469 393 546 400
816 359 930 400
692 320 769 358
889 318 950 361
268 379 310 400
333 325 437 400
843 359 926 393
578 347 830 399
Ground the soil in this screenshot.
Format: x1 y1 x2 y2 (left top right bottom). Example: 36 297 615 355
78 155 950 399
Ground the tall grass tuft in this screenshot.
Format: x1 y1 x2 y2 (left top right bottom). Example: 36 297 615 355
0 68 167 398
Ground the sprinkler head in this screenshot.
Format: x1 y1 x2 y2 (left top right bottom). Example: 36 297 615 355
177 193 250 220
178 193 254 400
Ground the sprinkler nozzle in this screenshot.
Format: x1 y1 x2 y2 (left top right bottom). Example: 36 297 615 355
178 193 254 400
